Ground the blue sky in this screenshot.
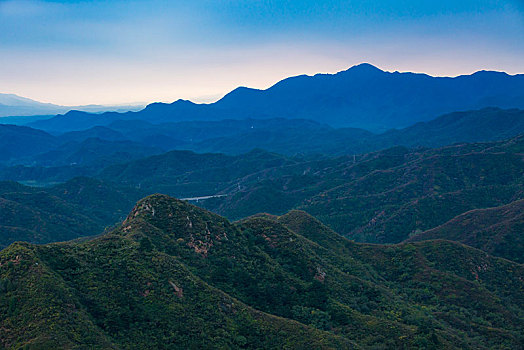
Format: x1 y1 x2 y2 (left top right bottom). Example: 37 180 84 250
0 0 522 105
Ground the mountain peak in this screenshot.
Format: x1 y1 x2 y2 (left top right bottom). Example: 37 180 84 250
171 99 196 105
346 63 384 74
123 194 187 224
277 210 350 250
217 86 261 106
470 69 510 78
121 194 233 256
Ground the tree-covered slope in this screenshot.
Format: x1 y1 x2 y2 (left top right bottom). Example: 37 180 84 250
1 130 523 266
99 149 297 198
1 195 522 348
0 178 143 249
406 199 524 263
201 136 524 254
301 138 524 244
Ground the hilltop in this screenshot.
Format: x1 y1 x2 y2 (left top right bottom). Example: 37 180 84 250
1 195 522 348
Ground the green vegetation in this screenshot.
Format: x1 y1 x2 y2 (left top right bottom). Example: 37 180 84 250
1 70 523 348
1 195 522 348
2 135 523 266
0 177 143 249
99 148 296 198
407 199 524 263
199 135 524 256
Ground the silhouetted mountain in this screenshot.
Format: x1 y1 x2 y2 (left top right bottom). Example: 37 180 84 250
11 108 524 164
379 107 524 148
1 195 522 348
27 64 524 132
108 118 328 150
191 123 371 155
0 93 64 118
57 126 127 143
28 110 136 132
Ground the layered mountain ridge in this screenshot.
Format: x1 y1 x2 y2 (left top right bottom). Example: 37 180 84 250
0 64 523 348
1 134 523 266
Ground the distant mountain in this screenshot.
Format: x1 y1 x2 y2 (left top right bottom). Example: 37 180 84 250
407 199 524 263
1 194 522 348
0 137 163 186
213 64 524 129
106 118 329 151
98 149 296 198
1 126 523 261
57 126 128 144
0 124 58 162
32 138 162 168
0 93 62 118
85 134 524 262
0 124 164 181
0 93 143 119
28 64 524 132
192 108 524 155
379 107 524 148
6 108 522 165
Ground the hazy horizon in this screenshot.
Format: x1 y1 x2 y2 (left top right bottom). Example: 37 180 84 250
1 0 523 106
2 63 524 108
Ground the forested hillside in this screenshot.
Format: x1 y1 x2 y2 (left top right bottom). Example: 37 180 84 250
407 199 524 263
1 196 522 348
0 178 143 249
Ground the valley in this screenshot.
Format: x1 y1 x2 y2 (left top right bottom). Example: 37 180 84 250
0 64 523 349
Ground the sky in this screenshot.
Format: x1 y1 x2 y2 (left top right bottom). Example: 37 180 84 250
0 0 523 106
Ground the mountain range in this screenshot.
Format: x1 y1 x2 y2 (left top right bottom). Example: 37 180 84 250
407 199 524 263
1 64 524 349
1 108 523 168
1 134 522 266
25 64 524 132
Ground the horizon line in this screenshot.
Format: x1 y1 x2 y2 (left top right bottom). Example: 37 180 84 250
3 63 522 108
